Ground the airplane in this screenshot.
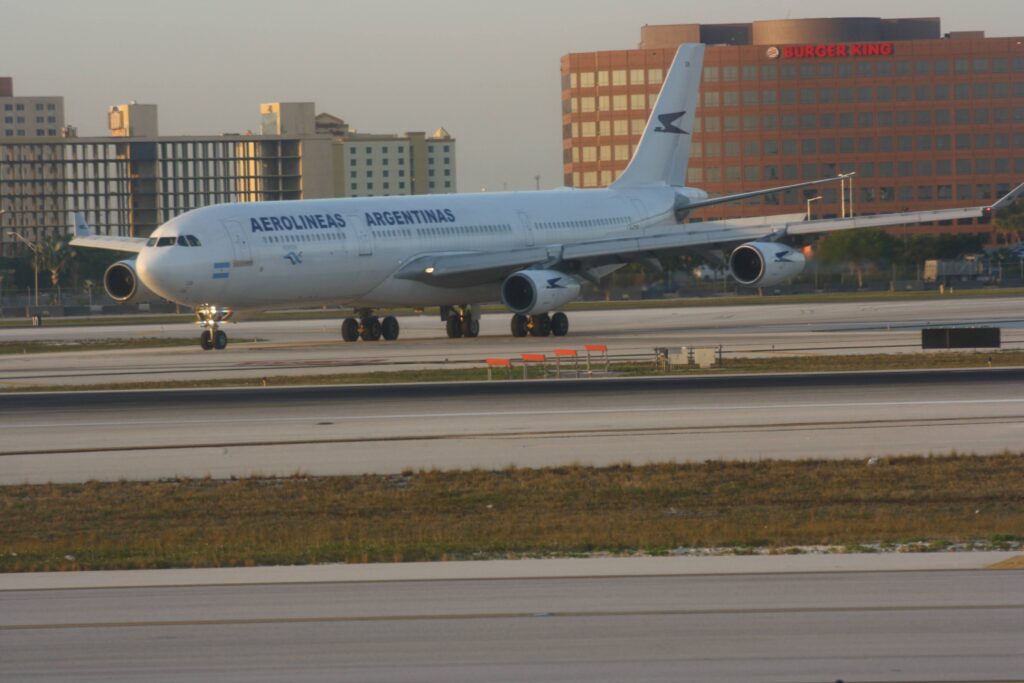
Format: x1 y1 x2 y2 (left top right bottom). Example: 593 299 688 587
72 44 1022 350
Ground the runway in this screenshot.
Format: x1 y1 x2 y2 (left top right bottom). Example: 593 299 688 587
2 556 1021 682
2 369 1022 484
1 297 1022 388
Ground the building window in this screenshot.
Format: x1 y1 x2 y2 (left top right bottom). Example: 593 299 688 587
580 72 594 88
630 69 644 84
612 70 626 86
761 64 777 80
741 65 757 81
703 66 719 82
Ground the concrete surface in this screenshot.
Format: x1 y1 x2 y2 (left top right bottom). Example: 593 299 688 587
1 560 1021 682
2 369 1022 484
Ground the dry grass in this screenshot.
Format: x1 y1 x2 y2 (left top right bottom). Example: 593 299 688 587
1 454 1022 572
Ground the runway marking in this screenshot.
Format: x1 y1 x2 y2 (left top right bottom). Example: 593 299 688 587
1 415 1021 457
4 603 1022 631
3 397 1024 432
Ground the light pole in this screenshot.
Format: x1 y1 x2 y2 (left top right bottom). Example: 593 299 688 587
806 195 822 221
6 230 39 307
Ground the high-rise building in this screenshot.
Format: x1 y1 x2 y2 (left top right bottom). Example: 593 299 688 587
0 78 64 139
0 95 456 254
319 120 456 198
561 17 1024 235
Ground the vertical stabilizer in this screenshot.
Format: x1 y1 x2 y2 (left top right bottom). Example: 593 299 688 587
610 44 704 189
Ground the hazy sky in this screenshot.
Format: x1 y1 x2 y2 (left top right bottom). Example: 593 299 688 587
2 0 1019 192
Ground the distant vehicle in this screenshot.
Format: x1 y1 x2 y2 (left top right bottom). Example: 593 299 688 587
1009 245 1024 258
72 44 1022 350
923 256 988 282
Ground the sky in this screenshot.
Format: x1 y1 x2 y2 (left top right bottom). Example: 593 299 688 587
2 0 1020 192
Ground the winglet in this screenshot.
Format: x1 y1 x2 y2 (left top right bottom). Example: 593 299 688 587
990 181 1024 211
73 212 91 238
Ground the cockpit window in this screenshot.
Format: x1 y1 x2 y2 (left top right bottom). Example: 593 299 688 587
146 238 158 247
185 235 201 247
177 235 189 246
156 236 176 247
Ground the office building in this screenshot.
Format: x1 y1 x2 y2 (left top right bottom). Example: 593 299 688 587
561 17 1024 235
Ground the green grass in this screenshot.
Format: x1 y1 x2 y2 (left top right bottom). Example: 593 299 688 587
1 454 1021 572
0 338 215 355
2 287 1022 328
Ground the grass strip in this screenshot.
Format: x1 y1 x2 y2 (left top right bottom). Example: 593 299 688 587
3 349 1023 393
2 287 1023 328
1 454 1021 572
0 338 234 355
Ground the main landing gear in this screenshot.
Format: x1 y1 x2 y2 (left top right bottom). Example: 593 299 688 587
341 311 400 342
510 312 569 338
196 305 232 350
442 305 480 339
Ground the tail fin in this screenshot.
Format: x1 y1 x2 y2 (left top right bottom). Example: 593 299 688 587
73 212 91 237
610 44 704 189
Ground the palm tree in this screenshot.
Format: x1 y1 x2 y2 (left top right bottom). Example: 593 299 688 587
35 236 76 304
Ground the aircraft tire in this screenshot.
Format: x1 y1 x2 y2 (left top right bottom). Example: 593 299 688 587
551 312 569 337
510 314 528 337
529 313 551 337
446 314 463 338
361 317 382 341
214 330 228 350
462 317 480 338
341 317 360 342
200 330 214 350
382 316 400 341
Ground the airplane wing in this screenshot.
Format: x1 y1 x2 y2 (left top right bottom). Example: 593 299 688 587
395 183 1022 287
69 212 148 253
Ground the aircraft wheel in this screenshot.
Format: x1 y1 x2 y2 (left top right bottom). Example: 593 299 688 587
551 312 569 337
446 314 463 338
361 317 382 341
510 314 528 338
341 317 360 342
382 316 400 341
200 330 214 350
529 313 551 337
462 317 480 338
214 330 228 350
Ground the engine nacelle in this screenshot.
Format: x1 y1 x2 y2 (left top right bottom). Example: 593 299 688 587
104 259 159 304
729 242 806 287
501 270 581 315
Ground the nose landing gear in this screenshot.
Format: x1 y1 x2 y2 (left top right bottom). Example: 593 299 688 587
196 305 232 350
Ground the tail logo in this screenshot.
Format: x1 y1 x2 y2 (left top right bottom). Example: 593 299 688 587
546 277 564 289
774 250 793 263
654 111 689 135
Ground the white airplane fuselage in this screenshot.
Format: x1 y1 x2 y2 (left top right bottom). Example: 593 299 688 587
138 185 680 310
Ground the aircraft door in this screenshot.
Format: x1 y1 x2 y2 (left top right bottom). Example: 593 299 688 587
220 218 254 266
346 214 373 255
517 211 535 246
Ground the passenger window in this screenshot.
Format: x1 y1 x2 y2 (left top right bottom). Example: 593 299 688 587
157 236 176 247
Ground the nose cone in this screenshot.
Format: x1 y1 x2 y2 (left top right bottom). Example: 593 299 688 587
136 246 209 306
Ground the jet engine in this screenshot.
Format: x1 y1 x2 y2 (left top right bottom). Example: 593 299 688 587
104 259 158 304
501 270 581 315
728 242 806 287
